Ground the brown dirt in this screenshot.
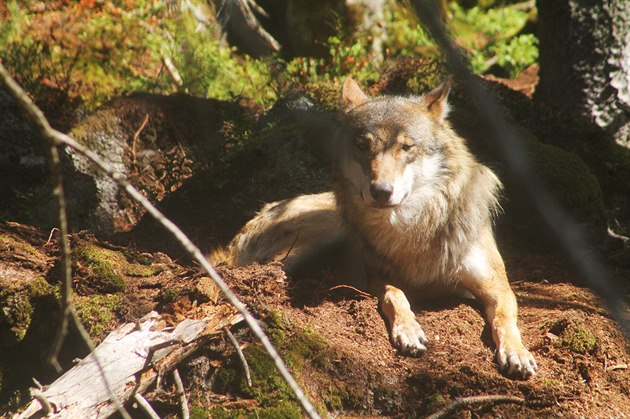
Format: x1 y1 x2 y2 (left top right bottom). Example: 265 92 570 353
2 220 628 417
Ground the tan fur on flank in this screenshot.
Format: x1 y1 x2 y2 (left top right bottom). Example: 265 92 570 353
221 78 537 379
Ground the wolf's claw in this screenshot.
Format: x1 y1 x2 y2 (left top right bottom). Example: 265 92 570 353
497 345 537 379
391 316 428 356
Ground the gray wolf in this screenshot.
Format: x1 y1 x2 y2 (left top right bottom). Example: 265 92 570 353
219 78 537 379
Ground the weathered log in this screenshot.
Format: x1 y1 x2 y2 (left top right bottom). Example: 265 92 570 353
17 309 242 418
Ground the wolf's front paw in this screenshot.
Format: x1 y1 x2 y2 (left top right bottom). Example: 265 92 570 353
497 345 537 379
390 316 428 356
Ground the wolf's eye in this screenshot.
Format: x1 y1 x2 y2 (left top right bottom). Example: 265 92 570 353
354 137 370 151
401 143 415 152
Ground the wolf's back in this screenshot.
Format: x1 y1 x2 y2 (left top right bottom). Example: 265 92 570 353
219 192 344 271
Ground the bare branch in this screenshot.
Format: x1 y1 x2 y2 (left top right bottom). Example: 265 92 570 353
224 327 252 387
173 369 190 419
426 394 524 419
0 63 320 419
134 394 161 419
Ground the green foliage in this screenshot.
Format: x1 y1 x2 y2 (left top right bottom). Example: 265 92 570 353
0 0 170 110
451 2 538 77
491 34 538 76
286 35 380 86
1 0 540 115
170 14 276 106
383 3 436 57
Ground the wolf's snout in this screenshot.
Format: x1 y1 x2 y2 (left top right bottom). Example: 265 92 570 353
370 183 394 204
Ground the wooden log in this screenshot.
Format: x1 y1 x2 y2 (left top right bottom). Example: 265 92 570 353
18 308 242 418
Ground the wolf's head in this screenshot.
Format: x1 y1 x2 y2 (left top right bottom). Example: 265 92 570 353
335 78 453 208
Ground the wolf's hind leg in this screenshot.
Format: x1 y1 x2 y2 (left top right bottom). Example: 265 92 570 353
376 282 428 356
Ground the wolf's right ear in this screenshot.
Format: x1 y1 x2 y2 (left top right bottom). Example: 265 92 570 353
422 77 452 121
342 77 368 108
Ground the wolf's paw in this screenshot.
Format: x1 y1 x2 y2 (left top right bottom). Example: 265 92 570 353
390 316 428 356
497 345 537 379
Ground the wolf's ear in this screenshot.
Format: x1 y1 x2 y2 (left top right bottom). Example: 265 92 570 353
422 77 452 121
342 77 368 108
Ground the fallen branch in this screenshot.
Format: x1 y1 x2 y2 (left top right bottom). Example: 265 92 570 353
426 394 525 419
17 310 241 418
0 63 320 419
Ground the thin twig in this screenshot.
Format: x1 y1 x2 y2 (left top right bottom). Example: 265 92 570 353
134 393 161 419
326 285 374 300
0 63 320 419
132 113 150 164
224 327 252 387
46 130 71 375
426 395 524 419
172 369 190 419
280 233 300 262
43 227 59 246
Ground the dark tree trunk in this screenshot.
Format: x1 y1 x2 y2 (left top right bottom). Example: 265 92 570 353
536 0 629 144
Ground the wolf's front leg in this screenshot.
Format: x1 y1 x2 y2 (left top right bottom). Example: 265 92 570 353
376 282 428 356
460 238 537 379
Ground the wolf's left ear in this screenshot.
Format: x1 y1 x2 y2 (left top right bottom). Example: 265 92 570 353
422 77 452 121
342 77 368 108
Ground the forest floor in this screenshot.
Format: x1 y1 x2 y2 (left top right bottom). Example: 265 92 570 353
2 216 629 418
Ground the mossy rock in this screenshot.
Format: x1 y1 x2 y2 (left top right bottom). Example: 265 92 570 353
0 277 58 346
75 294 124 340
523 133 606 222
75 244 161 293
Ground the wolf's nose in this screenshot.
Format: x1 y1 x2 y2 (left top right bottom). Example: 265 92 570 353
370 183 394 203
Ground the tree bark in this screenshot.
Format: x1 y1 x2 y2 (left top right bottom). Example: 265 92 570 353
536 0 629 144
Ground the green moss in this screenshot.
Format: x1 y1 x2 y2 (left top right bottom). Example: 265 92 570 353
0 277 56 344
75 294 124 339
525 136 606 222
213 312 335 415
77 244 160 291
540 378 563 389
0 234 39 258
555 323 598 355
124 263 163 277
208 401 301 419
425 393 448 412
161 288 182 303
77 245 127 292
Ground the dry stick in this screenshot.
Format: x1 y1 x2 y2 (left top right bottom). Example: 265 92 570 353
29 389 52 416
0 65 132 419
326 285 374 300
172 369 190 419
44 227 59 246
224 327 253 387
134 394 161 419
132 113 150 164
426 395 525 419
0 64 320 419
